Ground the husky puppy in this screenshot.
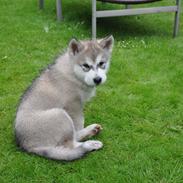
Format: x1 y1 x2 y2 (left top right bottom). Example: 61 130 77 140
15 36 114 161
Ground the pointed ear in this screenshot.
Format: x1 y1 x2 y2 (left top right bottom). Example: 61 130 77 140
68 38 84 56
99 35 114 52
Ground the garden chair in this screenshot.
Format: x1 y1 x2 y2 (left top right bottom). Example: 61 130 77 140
38 0 181 38
92 0 181 38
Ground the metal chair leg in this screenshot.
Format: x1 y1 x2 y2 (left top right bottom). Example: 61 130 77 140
56 0 63 21
39 0 44 9
92 0 97 39
125 4 131 9
173 0 181 37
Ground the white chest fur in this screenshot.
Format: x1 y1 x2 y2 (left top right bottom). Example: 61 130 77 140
82 87 96 102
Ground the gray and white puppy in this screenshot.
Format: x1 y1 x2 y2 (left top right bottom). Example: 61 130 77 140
15 36 114 161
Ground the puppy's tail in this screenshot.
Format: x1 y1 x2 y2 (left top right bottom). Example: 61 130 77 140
31 145 85 161
30 140 103 161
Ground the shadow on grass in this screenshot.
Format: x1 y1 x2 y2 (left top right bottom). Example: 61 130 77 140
61 0 171 39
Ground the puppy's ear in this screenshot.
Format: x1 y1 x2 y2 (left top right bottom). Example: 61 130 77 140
99 35 114 52
68 38 84 56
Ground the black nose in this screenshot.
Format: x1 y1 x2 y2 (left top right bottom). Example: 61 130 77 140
93 77 102 85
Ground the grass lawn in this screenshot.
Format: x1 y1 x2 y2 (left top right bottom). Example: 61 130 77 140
0 0 183 182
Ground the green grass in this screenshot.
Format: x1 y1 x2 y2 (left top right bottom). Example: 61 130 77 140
0 0 183 182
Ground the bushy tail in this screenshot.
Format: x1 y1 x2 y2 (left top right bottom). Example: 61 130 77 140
29 140 103 161
31 145 86 161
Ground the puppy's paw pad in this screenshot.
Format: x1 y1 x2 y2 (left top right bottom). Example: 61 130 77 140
90 124 103 135
83 140 103 151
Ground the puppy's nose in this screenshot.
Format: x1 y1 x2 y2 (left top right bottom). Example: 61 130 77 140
93 77 102 85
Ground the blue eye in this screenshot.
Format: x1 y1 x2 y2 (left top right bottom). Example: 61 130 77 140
81 63 91 72
98 62 106 69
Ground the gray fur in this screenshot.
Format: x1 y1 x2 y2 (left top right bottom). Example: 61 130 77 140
15 36 114 161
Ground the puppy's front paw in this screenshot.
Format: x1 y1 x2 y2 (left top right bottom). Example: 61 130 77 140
90 124 103 136
92 124 102 135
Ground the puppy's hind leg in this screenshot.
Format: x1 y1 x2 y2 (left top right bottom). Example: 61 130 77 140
76 124 102 141
32 140 103 161
25 109 102 161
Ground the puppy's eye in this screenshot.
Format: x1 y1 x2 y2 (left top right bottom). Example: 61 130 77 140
81 63 91 72
98 61 106 69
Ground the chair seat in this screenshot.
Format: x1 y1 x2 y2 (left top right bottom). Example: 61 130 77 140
97 0 161 5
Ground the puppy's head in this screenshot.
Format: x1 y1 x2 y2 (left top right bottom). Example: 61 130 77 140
68 36 114 87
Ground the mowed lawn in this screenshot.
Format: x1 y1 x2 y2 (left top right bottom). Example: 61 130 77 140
0 0 183 182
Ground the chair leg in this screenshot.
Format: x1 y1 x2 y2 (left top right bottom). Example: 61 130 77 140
125 4 131 9
56 0 63 21
39 0 44 9
92 0 97 39
173 0 181 37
